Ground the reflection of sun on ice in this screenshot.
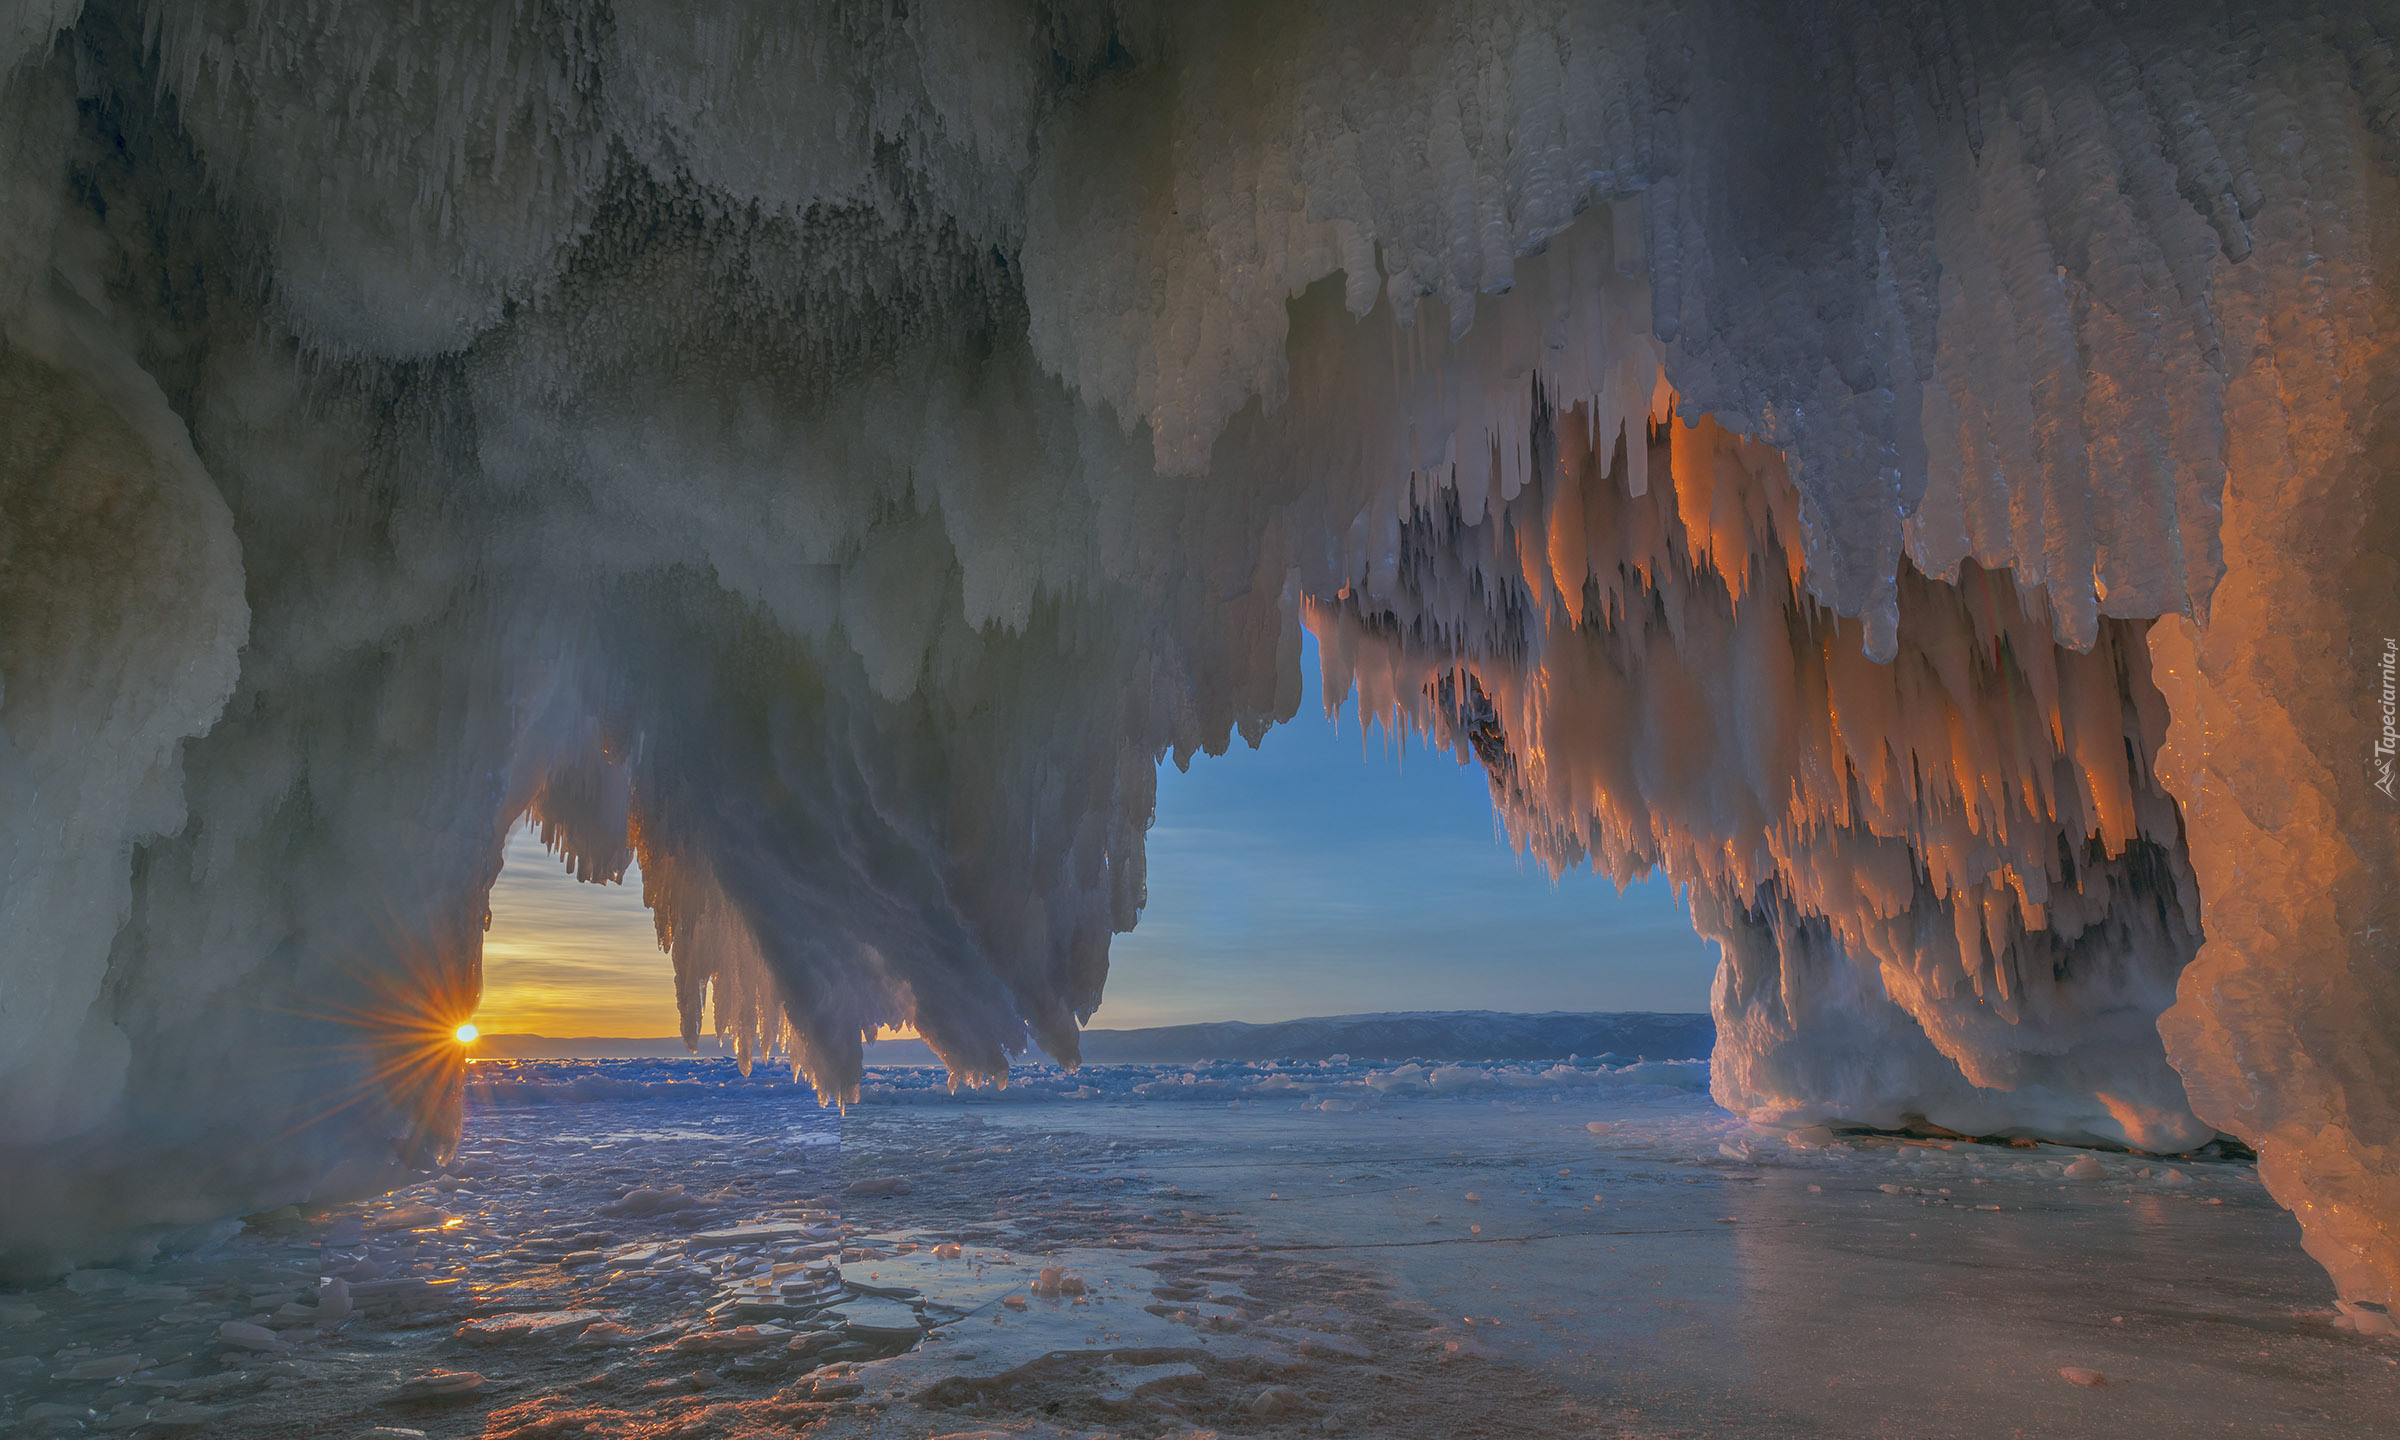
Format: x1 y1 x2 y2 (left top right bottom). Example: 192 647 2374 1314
454 1023 480 1045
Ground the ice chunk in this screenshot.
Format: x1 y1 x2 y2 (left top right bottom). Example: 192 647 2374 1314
388 1370 485 1402
315 1277 352 1329
1248 1385 1306 1416
842 1176 914 1198
456 1310 615 1345
830 1297 927 1341
669 1325 785 1354
214 1322 283 1353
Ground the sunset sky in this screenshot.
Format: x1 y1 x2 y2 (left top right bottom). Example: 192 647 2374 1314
476 829 669 1036
475 633 1718 1038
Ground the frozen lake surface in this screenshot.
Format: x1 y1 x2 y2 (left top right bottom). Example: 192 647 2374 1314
2 1056 2392 1437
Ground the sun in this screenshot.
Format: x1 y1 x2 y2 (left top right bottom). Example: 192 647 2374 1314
454 1023 480 1044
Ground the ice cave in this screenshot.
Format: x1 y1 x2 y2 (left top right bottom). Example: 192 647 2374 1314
1 0 2396 1403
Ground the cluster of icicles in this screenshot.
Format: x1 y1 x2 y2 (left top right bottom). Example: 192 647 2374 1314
1311 392 2206 1149
519 729 818 1090
511 370 2210 1150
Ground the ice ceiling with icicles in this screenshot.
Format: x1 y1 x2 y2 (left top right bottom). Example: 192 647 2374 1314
0 0 2393 1322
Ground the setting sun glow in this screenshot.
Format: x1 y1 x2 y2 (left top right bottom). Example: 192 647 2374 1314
454 1023 479 1045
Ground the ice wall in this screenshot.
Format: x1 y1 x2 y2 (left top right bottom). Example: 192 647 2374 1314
0 0 2392 1317
2144 141 2400 1331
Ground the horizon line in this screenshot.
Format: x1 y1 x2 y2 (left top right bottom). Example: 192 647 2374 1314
472 1006 1714 1043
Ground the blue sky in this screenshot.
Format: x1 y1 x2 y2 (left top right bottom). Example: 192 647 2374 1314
478 633 1718 1035
1095 632 1717 1027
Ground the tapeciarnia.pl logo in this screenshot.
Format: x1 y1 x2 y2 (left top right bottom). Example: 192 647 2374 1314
2377 637 2398 800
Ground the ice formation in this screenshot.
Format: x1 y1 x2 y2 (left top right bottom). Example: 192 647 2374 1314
0 0 2392 1324
1310 401 2210 1153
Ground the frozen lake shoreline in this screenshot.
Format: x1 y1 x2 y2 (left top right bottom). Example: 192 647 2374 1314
2 1059 2391 1438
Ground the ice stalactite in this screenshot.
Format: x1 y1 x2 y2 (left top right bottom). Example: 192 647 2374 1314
0 0 2394 1317
1310 402 2208 1151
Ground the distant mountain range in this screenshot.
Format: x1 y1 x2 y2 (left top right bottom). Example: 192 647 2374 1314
474 1010 1712 1066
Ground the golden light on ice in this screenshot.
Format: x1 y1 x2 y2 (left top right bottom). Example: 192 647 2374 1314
454 1023 480 1045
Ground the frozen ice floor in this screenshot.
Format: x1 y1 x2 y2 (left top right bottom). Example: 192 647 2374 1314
1 1058 2393 1438
0 1071 847 1438
903 1089 2398 1437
